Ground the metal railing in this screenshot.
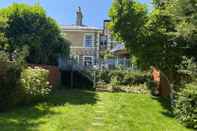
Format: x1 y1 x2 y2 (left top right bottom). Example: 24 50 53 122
58 57 95 82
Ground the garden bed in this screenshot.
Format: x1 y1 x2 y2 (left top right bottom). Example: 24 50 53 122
96 83 150 94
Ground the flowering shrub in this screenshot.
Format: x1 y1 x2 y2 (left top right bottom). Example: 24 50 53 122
21 67 52 103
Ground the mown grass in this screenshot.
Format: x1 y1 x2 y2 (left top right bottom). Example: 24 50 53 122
0 89 191 131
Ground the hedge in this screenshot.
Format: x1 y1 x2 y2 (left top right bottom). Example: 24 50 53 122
174 82 197 129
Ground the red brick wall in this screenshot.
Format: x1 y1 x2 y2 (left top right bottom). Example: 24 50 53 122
152 67 171 97
28 64 60 87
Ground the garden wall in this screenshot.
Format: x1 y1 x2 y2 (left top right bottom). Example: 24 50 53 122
152 67 171 97
29 64 60 87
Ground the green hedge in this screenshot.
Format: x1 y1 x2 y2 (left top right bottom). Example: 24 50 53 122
0 52 52 111
97 70 150 86
174 82 197 129
0 53 23 111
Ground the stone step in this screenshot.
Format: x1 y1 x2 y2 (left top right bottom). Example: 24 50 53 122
95 110 105 113
97 102 105 105
94 117 104 121
92 122 104 127
97 105 104 108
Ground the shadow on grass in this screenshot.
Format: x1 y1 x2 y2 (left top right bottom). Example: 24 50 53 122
0 89 97 131
47 89 98 106
0 104 56 131
151 96 175 118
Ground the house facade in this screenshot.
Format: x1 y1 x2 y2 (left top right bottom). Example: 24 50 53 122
61 7 129 68
62 7 101 67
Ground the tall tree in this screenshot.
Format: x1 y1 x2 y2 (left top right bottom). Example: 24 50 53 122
109 0 196 83
0 3 70 65
169 0 197 59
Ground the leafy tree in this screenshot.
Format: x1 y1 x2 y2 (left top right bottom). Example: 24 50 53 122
109 0 196 83
109 0 147 45
0 3 70 65
169 0 197 59
109 0 176 70
109 1 197 128
0 16 9 51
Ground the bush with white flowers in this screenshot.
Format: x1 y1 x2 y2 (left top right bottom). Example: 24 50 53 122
21 67 52 103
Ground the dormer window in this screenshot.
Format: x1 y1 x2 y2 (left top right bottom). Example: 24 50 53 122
84 33 94 48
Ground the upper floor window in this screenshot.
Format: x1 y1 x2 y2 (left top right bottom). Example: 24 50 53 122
84 34 94 48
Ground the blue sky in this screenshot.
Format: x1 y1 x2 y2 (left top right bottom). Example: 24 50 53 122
0 0 152 28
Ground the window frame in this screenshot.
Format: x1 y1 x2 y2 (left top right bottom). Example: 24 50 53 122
83 33 95 48
83 56 94 66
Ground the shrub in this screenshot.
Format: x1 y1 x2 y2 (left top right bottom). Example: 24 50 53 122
21 67 52 103
96 70 111 83
112 84 149 94
0 52 23 111
111 75 121 86
177 57 197 86
122 71 149 85
110 70 125 84
174 82 197 129
110 70 149 85
97 70 150 86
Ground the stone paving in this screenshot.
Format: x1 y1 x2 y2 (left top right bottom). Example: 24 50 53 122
91 95 106 129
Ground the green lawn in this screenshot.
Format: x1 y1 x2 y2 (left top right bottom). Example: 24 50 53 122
0 89 190 131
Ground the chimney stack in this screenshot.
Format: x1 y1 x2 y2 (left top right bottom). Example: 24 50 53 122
76 6 83 26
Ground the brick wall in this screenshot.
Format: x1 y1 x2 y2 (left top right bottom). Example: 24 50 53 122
152 67 171 97
29 64 60 87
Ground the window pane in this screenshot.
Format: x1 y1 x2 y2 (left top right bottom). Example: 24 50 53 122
84 56 92 66
85 35 93 47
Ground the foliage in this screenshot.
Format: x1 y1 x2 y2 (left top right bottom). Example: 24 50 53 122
97 69 149 86
109 0 147 44
109 0 197 84
0 51 23 111
0 3 70 65
175 82 197 129
96 70 111 83
0 50 51 111
111 84 149 94
177 56 197 85
122 71 149 85
111 75 121 86
103 51 115 59
0 16 9 51
170 0 197 59
174 57 197 129
21 67 52 103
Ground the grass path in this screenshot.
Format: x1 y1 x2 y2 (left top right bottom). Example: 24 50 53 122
0 89 191 131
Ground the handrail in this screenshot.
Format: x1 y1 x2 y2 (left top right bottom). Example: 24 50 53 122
58 57 94 81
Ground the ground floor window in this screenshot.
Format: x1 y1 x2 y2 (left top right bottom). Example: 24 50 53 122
83 56 93 66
